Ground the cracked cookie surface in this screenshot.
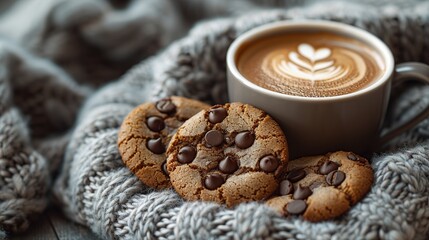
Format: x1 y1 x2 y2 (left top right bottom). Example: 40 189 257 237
118 96 210 189
166 103 289 207
265 151 373 222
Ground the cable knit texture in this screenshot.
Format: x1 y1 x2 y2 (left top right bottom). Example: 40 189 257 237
1 0 429 239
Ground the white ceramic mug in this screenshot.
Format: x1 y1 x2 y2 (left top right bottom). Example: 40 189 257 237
227 20 429 159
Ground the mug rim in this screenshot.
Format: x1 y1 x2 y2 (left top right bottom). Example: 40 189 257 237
227 20 395 102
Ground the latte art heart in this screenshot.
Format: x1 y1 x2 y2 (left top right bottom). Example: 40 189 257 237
299 44 330 61
286 44 343 81
237 32 383 97
267 43 367 84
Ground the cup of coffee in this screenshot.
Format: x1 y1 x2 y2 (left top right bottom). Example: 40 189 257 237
227 20 429 158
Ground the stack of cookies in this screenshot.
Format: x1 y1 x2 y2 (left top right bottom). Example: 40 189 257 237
118 96 373 222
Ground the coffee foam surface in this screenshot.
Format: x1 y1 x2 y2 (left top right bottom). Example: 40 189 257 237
237 32 384 97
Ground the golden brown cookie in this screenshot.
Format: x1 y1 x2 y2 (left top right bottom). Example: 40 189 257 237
117 96 210 189
166 103 289 207
265 151 373 222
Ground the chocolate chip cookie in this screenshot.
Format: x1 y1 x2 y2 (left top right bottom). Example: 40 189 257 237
166 103 289 207
265 151 373 222
118 96 210 189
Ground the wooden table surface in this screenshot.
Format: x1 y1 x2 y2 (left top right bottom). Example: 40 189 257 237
7 207 101 240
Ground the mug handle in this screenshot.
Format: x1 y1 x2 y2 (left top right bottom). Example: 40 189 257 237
376 62 429 148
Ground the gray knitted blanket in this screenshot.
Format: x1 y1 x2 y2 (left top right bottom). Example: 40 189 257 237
1 0 429 239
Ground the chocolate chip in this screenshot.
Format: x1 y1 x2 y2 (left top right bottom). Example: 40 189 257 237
286 200 307 215
219 156 239 174
235 131 255 149
205 130 223 147
347 153 358 161
146 116 165 132
318 161 339 175
292 185 312 200
204 173 225 190
178 146 197 164
286 169 306 182
155 99 176 114
147 138 165 154
161 161 168 176
279 180 294 196
208 107 228 124
326 170 346 186
259 155 279 173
